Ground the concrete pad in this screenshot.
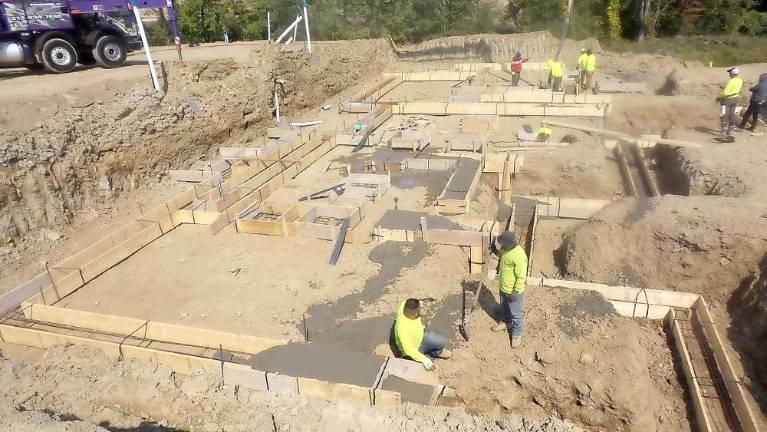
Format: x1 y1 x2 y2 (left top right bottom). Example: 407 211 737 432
224 363 268 391
265 372 298 395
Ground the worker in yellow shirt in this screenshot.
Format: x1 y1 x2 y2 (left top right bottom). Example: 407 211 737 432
490 231 528 348
547 58 564 92
717 67 744 137
584 48 597 90
576 49 588 86
536 123 552 142
394 298 452 370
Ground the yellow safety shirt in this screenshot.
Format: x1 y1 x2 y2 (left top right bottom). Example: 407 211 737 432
720 77 744 99
394 301 426 362
548 59 564 78
499 245 528 294
577 53 588 70
585 54 597 72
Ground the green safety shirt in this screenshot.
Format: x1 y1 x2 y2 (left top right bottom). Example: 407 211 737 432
499 245 528 294
720 77 744 99
577 53 588 70
548 59 564 78
585 54 597 72
394 301 426 362
537 126 552 137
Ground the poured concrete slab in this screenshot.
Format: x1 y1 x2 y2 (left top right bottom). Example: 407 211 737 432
380 375 437 405
445 159 480 192
377 210 460 231
249 342 386 388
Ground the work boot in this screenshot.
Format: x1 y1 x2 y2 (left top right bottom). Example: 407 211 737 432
435 349 453 359
511 335 523 348
491 322 507 332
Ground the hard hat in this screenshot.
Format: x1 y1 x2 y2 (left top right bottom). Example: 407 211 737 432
580 48 586 53
498 231 518 248
728 67 740 76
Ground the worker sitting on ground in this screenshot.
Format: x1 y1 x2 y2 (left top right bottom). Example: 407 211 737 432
536 123 552 142
717 67 744 137
576 49 588 86
490 231 528 348
584 49 597 90
547 58 564 92
394 298 452 370
510 52 529 87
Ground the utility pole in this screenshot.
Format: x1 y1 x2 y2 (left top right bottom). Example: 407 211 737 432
554 0 575 61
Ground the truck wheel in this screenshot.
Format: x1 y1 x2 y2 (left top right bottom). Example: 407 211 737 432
93 35 127 68
41 38 78 73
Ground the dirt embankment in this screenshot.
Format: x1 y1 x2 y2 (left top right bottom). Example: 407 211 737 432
393 31 600 62
0 344 586 432
0 41 394 249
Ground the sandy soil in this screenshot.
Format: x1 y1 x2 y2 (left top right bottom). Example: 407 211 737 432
2 32 767 431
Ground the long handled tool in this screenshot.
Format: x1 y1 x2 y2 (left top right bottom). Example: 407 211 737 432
460 233 491 341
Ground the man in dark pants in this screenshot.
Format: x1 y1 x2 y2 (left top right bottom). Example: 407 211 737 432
739 73 767 132
490 231 528 348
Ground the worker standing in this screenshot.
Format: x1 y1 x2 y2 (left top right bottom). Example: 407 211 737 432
510 52 529 87
576 49 588 87
717 67 744 137
490 231 528 348
584 49 597 90
547 58 564 92
394 298 452 370
738 73 767 132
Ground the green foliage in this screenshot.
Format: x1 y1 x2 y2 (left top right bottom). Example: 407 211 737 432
605 34 767 66
167 0 766 44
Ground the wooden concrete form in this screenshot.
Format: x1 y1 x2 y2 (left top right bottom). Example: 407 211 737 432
348 76 400 103
545 120 704 149
403 157 456 171
0 305 429 408
336 106 393 149
383 71 477 82
692 298 759 432
451 62 549 72
344 173 390 201
666 308 714 432
235 201 302 237
389 130 430 151
374 209 485 248
518 195 611 219
296 205 362 241
436 158 482 215
391 101 608 118
528 277 701 319
447 131 487 152
480 92 612 105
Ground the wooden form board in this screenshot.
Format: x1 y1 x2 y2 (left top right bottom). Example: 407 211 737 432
383 71 477 82
20 302 284 355
169 170 209 183
528 277 701 311
4 303 417 407
480 92 612 105
389 130 430 151
452 62 549 72
447 131 487 152
235 202 302 237
374 225 484 248
666 309 713 432
517 195 611 219
295 205 363 241
348 76 401 103
692 298 759 432
391 101 607 118
403 157 456 171
436 158 482 215
336 106 393 148
345 173 390 201
545 120 704 149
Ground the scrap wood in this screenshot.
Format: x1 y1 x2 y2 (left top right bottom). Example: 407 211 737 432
460 233 491 340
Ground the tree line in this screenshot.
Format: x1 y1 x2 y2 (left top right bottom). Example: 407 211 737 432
150 0 767 45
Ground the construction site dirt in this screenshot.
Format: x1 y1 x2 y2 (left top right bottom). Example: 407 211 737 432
1 32 767 432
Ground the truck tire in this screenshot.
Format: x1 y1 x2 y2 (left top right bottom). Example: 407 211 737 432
92 35 127 68
41 38 78 73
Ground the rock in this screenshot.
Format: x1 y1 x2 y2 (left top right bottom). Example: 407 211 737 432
0 246 11 256
579 352 594 364
9 361 26 378
202 422 220 432
42 229 63 242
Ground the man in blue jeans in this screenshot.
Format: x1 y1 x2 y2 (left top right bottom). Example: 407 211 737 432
394 298 452 370
491 231 528 348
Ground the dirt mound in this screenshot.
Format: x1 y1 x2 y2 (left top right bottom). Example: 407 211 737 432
393 32 600 63
728 253 767 393
440 286 688 431
0 41 395 246
557 196 767 305
0 344 586 432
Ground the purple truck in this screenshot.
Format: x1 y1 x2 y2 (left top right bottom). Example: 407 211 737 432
0 0 179 73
